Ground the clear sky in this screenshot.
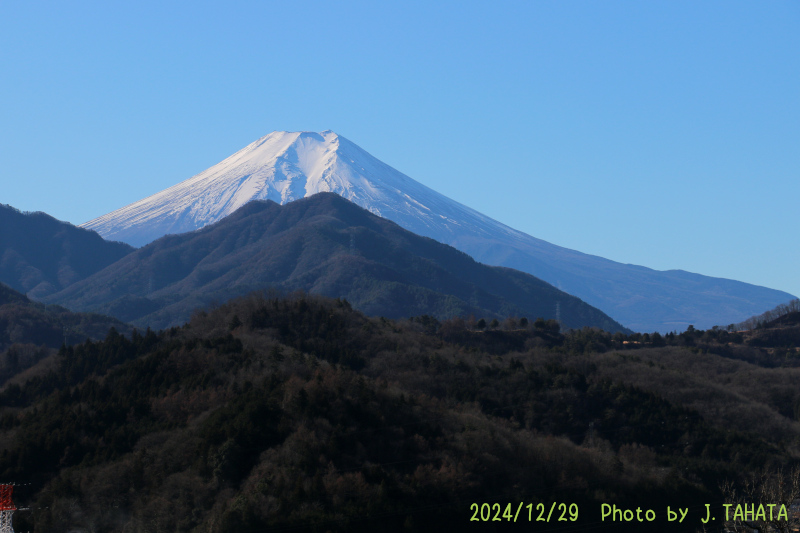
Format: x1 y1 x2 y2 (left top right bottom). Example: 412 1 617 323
2 1 798 300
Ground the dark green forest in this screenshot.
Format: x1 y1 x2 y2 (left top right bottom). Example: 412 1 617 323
1 293 800 532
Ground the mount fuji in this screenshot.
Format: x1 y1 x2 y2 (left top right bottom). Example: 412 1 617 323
82 131 794 332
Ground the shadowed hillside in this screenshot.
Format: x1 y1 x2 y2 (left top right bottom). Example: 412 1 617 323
47 193 628 333
0 204 134 298
0 282 130 387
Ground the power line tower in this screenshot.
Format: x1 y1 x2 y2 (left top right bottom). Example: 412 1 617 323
0 484 17 533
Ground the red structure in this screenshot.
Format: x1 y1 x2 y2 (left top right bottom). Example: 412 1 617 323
0 485 14 511
0 485 16 532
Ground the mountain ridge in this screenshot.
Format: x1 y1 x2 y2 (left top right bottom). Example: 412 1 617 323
0 203 134 298
56 193 628 332
81 131 795 332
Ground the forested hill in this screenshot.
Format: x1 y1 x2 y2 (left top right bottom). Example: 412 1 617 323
0 282 130 387
736 299 800 351
46 193 628 332
0 282 131 352
1 292 799 532
0 204 134 298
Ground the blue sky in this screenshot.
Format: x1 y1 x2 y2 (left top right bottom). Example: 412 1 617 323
2 1 798 300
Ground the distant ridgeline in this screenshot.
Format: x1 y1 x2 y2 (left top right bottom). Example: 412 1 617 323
0 203 133 298
2 194 790 336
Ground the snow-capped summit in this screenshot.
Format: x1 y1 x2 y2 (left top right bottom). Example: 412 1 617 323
83 130 514 249
82 131 795 332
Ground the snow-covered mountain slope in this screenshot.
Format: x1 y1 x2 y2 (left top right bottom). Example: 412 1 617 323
81 131 795 332
82 131 514 248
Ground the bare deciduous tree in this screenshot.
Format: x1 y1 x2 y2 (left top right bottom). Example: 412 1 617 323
721 466 800 533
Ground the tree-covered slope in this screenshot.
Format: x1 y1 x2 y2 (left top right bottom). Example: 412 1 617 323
0 282 130 386
2 293 799 532
48 193 627 332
